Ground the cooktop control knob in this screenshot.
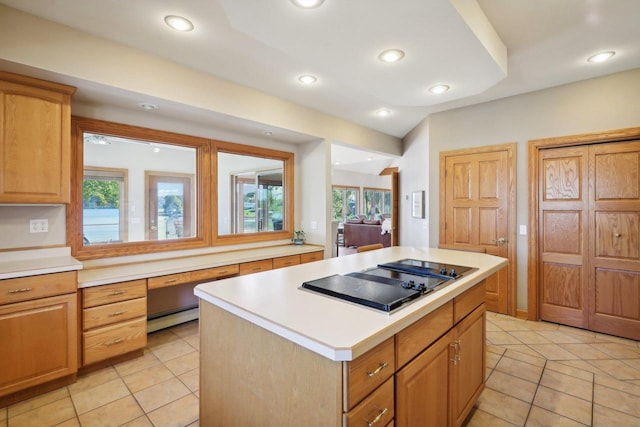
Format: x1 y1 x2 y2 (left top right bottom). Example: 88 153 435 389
449 269 457 277
440 267 447 275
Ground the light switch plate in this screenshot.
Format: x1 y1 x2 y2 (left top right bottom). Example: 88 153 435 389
519 225 527 235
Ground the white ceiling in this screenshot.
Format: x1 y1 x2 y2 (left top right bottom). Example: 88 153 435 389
1 0 639 174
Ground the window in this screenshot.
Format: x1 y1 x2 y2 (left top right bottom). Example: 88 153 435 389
82 167 127 245
332 186 359 222
363 187 391 220
71 117 210 260
145 172 194 240
214 140 293 245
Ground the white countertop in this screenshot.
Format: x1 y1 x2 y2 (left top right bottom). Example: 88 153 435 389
195 246 507 362
78 244 324 287
0 248 83 280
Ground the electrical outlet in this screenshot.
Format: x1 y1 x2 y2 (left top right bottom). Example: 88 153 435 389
29 219 48 233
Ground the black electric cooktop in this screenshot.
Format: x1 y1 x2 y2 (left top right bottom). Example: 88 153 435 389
301 259 476 313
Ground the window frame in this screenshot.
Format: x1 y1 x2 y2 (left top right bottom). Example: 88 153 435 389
82 166 128 245
363 186 392 219
212 140 294 246
331 185 360 222
69 117 211 260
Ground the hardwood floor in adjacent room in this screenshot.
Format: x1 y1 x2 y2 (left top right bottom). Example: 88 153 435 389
1 313 639 426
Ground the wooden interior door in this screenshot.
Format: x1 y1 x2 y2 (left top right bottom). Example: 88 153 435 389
391 170 399 246
588 140 640 340
440 145 515 315
538 146 589 328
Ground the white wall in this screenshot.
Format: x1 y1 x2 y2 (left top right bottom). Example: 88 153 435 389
401 68 640 311
297 140 330 258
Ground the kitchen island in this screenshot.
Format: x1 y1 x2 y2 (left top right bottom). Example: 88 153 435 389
195 246 507 426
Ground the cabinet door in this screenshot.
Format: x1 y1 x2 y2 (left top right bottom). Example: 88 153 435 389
451 304 485 427
0 293 77 397
395 329 454 427
0 75 73 203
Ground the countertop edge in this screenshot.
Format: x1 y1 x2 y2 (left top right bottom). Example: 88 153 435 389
195 249 507 361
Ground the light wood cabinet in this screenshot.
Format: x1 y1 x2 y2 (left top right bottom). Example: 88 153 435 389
273 254 301 269
0 72 75 203
81 279 147 366
301 250 324 264
147 264 239 290
396 303 485 427
239 259 273 275
0 272 77 400
200 280 486 427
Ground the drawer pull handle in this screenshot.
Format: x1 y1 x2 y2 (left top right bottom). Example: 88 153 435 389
450 340 461 365
8 287 33 294
217 270 228 275
109 290 125 296
252 267 261 271
366 407 388 427
164 279 179 284
107 338 124 346
109 311 125 317
366 361 389 377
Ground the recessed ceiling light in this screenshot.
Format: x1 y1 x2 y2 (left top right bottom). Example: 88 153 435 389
153 147 161 153
164 15 194 32
291 0 324 9
263 131 273 136
378 49 405 63
139 102 158 110
429 85 450 94
367 157 373 161
587 51 615 63
298 74 317 84
375 108 391 117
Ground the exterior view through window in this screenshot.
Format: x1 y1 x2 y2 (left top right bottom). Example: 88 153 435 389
332 186 359 222
364 188 391 220
82 132 196 245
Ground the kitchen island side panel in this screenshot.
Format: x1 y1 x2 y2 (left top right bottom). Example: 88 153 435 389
199 301 343 427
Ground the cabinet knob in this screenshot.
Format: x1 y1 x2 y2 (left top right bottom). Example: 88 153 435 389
614 233 621 238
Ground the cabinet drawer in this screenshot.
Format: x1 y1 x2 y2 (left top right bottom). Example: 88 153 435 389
345 337 395 411
83 279 147 308
395 301 453 369
239 259 273 276
454 281 486 324
83 297 147 331
148 264 239 290
0 271 76 305
300 251 323 264
83 317 147 365
272 255 300 269
344 377 394 427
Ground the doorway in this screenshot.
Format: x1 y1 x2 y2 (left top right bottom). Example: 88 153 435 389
439 143 517 315
528 127 640 340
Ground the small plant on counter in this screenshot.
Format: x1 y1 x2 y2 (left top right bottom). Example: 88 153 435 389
292 230 306 245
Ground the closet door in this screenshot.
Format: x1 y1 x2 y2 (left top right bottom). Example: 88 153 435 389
538 146 590 328
589 140 640 340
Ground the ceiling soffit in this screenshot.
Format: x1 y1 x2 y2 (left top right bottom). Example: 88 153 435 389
218 0 507 107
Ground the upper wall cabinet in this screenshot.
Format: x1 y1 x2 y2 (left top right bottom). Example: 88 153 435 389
0 72 76 203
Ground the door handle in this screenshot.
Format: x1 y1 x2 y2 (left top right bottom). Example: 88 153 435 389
496 237 507 245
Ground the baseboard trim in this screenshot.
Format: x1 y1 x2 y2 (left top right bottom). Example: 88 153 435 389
515 309 528 319
147 307 199 333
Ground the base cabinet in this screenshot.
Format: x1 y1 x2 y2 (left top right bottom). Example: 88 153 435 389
0 273 77 399
200 281 486 427
81 279 147 366
396 304 485 427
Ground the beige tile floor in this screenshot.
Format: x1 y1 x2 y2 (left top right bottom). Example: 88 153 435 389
465 312 640 427
1 312 639 426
